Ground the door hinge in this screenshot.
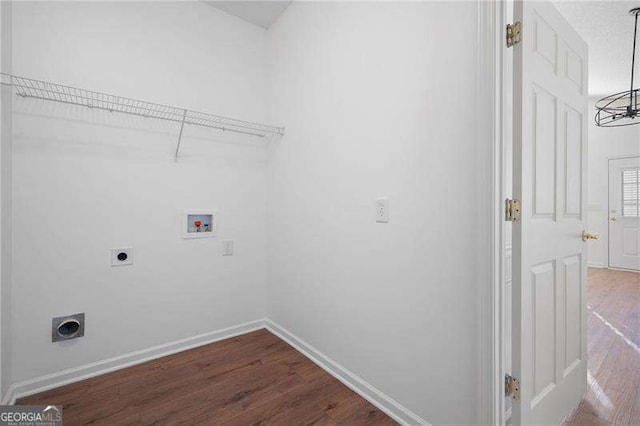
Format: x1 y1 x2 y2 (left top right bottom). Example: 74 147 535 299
506 21 522 47
505 374 520 400
505 199 521 222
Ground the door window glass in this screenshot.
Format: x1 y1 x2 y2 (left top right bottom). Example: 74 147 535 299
622 168 640 217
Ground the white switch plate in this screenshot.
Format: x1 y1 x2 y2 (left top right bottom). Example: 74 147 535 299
222 240 234 256
376 198 389 223
111 248 133 266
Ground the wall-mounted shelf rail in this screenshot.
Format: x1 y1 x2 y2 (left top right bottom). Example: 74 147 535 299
0 73 285 160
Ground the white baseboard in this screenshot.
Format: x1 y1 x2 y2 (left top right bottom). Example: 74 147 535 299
606 266 640 272
3 318 266 405
1 384 16 405
587 262 606 269
265 319 429 426
4 318 430 426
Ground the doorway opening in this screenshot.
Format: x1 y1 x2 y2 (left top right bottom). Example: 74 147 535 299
563 156 640 424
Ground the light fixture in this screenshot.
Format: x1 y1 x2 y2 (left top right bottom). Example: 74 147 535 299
595 8 640 127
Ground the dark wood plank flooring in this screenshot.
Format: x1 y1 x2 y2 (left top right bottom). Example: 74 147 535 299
17 329 397 425
564 267 640 426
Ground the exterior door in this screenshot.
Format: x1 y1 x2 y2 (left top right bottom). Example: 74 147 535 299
609 156 640 270
512 1 589 424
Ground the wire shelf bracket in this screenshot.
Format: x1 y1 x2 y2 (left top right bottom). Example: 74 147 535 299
0 73 285 160
174 109 188 162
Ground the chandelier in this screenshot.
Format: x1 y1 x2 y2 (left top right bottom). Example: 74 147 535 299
595 8 640 127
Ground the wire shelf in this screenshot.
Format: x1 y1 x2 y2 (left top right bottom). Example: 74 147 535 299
1 73 284 158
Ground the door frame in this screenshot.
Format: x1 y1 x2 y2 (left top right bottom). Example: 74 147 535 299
477 0 535 423
607 154 640 270
477 0 506 424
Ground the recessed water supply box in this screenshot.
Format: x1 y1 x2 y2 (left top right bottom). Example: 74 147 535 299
52 313 85 342
183 209 217 239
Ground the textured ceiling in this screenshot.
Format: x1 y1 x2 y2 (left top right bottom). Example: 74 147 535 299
204 1 291 29
555 1 640 96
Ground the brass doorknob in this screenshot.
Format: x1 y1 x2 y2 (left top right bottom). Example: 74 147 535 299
610 216 617 221
582 230 599 242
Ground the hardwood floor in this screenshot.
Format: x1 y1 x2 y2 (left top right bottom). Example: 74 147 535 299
17 329 396 425
564 267 640 426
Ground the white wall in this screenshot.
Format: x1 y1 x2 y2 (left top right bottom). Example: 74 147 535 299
10 2 269 383
587 97 640 267
8 2 497 422
266 3 484 424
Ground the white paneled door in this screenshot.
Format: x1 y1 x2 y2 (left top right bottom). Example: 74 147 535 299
609 157 640 271
512 1 588 424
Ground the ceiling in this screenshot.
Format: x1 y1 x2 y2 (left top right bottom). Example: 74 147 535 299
555 1 640 96
204 1 635 96
204 1 291 29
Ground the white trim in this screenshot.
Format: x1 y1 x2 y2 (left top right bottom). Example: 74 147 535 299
605 266 640 273
587 262 606 269
0 384 14 405
607 154 640 161
0 0 13 405
477 0 504 424
4 318 266 405
264 319 429 426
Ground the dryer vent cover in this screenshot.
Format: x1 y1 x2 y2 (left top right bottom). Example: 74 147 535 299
52 313 85 342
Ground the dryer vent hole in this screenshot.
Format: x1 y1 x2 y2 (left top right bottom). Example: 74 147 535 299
57 320 81 338
52 313 85 342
